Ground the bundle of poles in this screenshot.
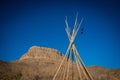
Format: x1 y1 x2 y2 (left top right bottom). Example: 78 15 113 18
53 14 93 80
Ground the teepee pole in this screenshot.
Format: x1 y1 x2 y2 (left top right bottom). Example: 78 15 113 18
53 38 73 80
73 48 82 80
62 62 67 80
73 45 93 80
66 50 71 80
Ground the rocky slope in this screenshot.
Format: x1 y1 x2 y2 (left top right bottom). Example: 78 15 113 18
0 46 120 80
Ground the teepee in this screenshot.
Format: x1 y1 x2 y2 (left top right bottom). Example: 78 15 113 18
53 14 94 80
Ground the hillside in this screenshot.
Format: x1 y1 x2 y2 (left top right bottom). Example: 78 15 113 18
0 46 120 80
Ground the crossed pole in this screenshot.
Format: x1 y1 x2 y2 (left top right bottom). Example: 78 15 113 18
53 14 94 80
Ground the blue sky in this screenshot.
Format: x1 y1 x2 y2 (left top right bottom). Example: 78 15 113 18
0 0 120 68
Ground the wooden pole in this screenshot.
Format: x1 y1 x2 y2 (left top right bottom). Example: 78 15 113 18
73 45 93 80
73 48 82 80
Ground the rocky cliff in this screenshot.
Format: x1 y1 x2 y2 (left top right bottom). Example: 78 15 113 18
0 46 120 80
20 46 62 61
